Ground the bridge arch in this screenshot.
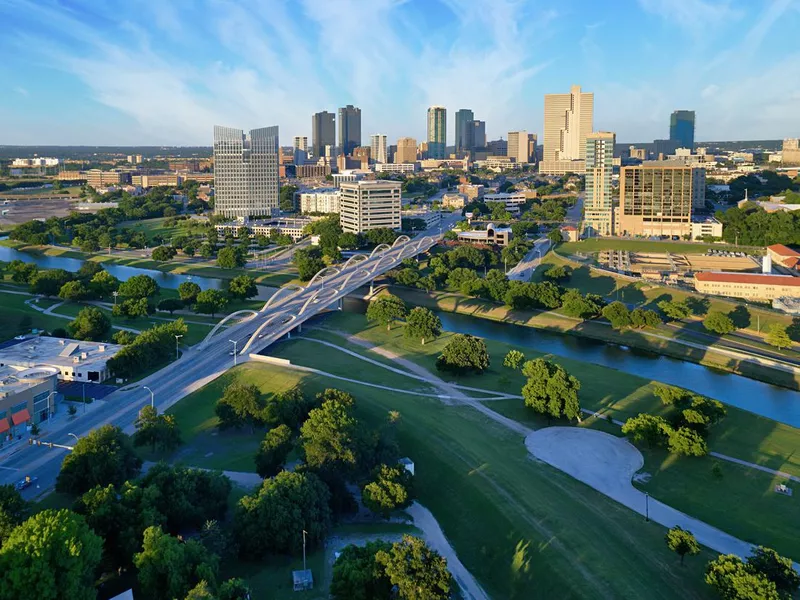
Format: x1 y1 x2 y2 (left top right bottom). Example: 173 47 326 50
369 243 392 258
339 267 372 291
239 311 296 354
342 253 369 269
199 310 258 348
392 234 411 248
307 266 341 288
415 235 435 251
370 253 399 275
260 283 304 313
298 287 340 316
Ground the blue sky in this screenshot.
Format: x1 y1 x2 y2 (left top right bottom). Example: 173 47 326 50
1 0 799 146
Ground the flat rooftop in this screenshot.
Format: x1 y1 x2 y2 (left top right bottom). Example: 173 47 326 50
0 337 122 370
695 271 800 286
0 365 58 397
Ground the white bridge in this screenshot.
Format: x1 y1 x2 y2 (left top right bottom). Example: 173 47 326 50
199 234 438 357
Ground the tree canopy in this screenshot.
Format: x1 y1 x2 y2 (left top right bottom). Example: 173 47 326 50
703 311 736 335
362 463 414 518
254 424 294 478
118 274 160 299
68 306 112 341
331 541 393 600
375 535 453 600
366 294 407 331
436 334 490 374
521 358 582 421
665 526 700 565
404 307 442 344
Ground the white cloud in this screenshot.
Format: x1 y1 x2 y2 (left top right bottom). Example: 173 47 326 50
637 0 742 35
700 84 719 98
13 86 28 96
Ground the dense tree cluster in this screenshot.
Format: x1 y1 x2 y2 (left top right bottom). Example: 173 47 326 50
436 334 490 374
107 319 188 379
705 546 799 600
521 358 582 421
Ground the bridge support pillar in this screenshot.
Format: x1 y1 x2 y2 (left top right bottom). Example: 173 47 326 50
297 323 302 333
369 280 374 295
338 297 343 311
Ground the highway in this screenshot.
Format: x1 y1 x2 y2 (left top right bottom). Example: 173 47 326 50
0 232 440 498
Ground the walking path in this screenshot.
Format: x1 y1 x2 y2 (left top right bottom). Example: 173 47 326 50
23 297 141 333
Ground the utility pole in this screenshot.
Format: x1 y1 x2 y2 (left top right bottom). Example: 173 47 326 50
302 529 308 572
175 334 183 360
230 340 238 366
645 492 650 522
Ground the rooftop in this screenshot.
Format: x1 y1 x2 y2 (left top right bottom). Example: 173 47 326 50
695 271 800 286
768 244 800 257
0 337 122 371
0 365 58 398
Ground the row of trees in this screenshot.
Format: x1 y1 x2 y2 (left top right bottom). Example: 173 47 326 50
107 319 189 379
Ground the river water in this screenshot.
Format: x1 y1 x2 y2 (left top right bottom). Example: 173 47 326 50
343 299 800 427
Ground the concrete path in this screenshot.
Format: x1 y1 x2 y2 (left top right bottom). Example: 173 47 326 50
23 297 141 333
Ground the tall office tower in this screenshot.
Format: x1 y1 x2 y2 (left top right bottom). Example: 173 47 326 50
427 106 447 159
213 125 279 219
507 131 533 164
370 134 388 164
527 133 538 164
387 144 397 163
293 136 308 151
311 111 335 158
338 105 362 156
584 131 616 236
454 109 474 153
618 162 706 238
542 85 594 174
464 120 486 152
395 137 418 163
669 110 695 150
339 180 402 233
487 138 507 156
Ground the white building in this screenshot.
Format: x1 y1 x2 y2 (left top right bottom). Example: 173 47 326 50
403 208 441 229
541 85 593 174
297 188 341 214
507 131 531 164
0 337 123 383
483 192 527 211
690 216 723 240
293 136 308 152
215 217 313 241
11 157 61 167
370 134 388 164
375 162 418 174
340 180 402 233
332 170 368 188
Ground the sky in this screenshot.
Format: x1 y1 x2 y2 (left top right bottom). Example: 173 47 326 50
1 0 799 147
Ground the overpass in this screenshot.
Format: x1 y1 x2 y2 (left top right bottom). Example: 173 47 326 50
0 233 440 497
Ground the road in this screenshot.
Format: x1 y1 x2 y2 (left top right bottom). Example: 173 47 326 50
0 233 440 498
507 238 551 281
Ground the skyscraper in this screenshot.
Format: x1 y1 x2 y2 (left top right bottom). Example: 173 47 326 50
507 131 534 164
669 110 696 150
584 131 616 236
395 137 417 164
454 109 474 154
427 106 447 159
213 125 279 219
338 105 362 156
293 136 308 151
370 134 388 164
542 85 594 174
311 111 335 159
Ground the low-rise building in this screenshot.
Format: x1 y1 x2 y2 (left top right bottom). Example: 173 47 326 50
297 188 340 214
402 208 441 229
441 193 466 209
767 244 800 271
560 225 579 242
456 223 513 246
773 297 800 315
693 271 800 301
0 337 123 383
84 169 130 188
690 216 723 240
339 180 402 234
0 365 59 438
11 157 61 168
296 164 331 179
332 171 368 188
474 156 520 171
458 184 484 201
483 192 527 211
215 217 312 241
375 162 419 174
131 174 183 188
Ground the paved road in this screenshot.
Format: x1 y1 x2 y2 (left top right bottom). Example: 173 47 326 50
0 234 440 498
507 237 551 282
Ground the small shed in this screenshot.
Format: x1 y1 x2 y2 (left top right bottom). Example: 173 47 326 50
293 569 314 591
399 457 415 476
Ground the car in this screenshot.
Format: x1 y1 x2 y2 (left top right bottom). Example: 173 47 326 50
13 335 26 340
258 333 265 339
228 351 235 356
14 475 38 491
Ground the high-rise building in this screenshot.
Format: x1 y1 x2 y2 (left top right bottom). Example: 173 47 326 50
395 137 417 164
311 111 335 158
487 138 507 156
427 106 447 159
527 133 538 164
617 162 706 237
542 85 594 174
338 105 362 156
669 110 695 150
339 180 402 233
464 120 486 153
370 134 388 164
782 138 800 164
507 131 534 164
351 146 371 169
213 125 279 219
455 109 474 153
293 136 308 151
584 132 616 236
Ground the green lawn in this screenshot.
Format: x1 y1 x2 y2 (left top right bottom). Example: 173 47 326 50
117 216 209 243
0 291 75 340
559 238 760 255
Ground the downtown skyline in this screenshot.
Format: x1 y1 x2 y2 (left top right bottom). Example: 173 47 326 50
1 0 799 146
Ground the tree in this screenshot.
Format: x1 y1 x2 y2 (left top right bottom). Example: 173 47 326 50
300 394 361 474
521 358 582 421
185 581 215 600
331 541 393 600
7 259 38 284
766 323 792 350
705 554 779 600
365 227 397 246
255 424 294 478
560 289 603 319
68 306 111 341
404 307 442 345
665 526 700 565
30 269 73 296
362 463 414 517
200 243 215 259
58 280 90 302
194 289 229 317
543 264 570 282
134 405 182 453
747 546 800 596
0 484 29 547
375 535 452 600
108 320 188 379
264 386 319 430
135 526 219 600
89 270 120 298
436 334 490 374
112 329 137 344
547 228 564 245
215 382 265 431
395 267 420 287
56 424 142 495
366 294 407 331
178 281 202 305
227 275 258 300
630 308 662 329
503 349 525 370
152 245 177 261
0 509 103 600
233 471 331 558
157 297 185 314
294 246 325 281
602 301 632 329
119 274 160 299
657 299 692 321
217 578 252 600
668 426 708 457
338 232 361 250
217 246 247 269
621 414 671 448
703 311 736 335
113 297 151 319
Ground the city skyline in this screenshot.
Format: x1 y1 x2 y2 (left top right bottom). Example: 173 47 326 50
1 0 799 146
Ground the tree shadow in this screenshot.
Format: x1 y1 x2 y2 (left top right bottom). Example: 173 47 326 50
618 284 646 306
685 296 711 317
647 292 674 310
570 266 617 296
728 305 751 329
788 318 800 343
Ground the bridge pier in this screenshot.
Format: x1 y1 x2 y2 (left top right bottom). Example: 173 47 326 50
337 298 343 310
369 280 374 295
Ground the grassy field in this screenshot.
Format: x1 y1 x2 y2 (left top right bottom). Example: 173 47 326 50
117 216 209 243
559 238 760 255
0 291 76 340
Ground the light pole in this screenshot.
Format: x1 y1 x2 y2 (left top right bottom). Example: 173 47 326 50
67 433 79 444
46 390 57 421
175 334 183 360
143 386 154 409
645 492 650 522
230 340 238 366
112 291 119 306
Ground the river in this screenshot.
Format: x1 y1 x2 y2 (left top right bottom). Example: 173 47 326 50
342 299 800 427
0 244 277 300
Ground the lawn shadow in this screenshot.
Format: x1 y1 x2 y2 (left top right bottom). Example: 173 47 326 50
728 305 751 329
685 296 711 317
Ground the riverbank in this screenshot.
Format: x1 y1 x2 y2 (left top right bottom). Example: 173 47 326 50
383 286 800 391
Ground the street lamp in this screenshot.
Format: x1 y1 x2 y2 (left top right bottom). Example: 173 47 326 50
112 291 119 306
142 386 154 408
175 334 183 360
46 390 57 421
67 433 79 444
229 340 238 366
